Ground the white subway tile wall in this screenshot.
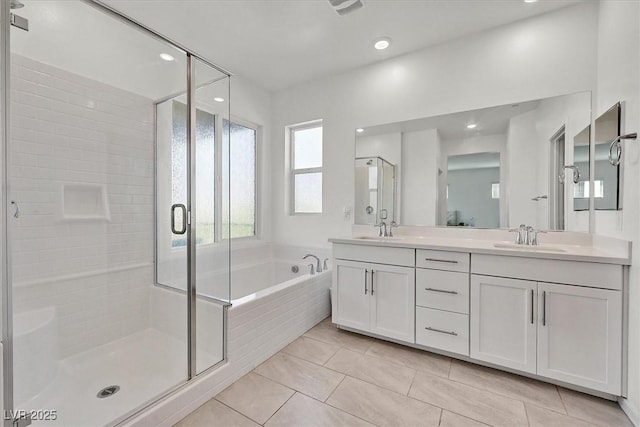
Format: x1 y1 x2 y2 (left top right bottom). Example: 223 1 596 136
10 54 155 357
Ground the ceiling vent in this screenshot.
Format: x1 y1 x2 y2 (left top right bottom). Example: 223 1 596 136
328 0 364 16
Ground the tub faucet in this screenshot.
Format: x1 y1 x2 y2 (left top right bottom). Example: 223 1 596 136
303 254 321 273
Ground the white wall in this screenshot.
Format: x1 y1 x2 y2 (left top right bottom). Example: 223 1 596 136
270 2 598 248
593 1 640 423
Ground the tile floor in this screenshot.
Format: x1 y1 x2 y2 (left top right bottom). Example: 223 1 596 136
175 317 633 427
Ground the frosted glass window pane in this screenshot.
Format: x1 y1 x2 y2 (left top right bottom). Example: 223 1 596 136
293 126 322 169
223 120 256 238
294 173 322 213
195 108 216 245
172 101 215 247
171 101 187 248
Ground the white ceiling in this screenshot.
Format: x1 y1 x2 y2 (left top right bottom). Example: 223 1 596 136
101 0 585 92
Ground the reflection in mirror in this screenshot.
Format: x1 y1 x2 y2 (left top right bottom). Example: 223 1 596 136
573 126 591 211
354 91 591 231
594 103 621 210
354 157 396 225
446 153 500 227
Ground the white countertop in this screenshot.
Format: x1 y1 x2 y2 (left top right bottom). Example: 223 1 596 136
329 232 632 265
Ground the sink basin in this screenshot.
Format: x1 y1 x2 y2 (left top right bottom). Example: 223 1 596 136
354 236 402 240
493 242 567 253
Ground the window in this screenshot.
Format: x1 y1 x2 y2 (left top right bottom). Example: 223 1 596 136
223 119 257 239
171 101 217 247
290 121 323 214
491 183 500 199
170 101 258 247
573 180 604 199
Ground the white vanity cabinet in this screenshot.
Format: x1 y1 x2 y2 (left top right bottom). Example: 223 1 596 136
332 245 415 343
470 254 623 394
330 237 629 398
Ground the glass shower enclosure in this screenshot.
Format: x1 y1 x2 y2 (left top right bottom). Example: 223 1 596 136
1 1 231 425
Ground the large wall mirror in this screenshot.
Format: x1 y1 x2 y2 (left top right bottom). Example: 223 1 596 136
594 103 621 210
354 91 592 231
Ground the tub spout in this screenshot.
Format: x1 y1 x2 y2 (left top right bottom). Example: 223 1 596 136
303 254 321 273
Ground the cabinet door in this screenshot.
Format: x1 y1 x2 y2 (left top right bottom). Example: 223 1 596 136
333 260 371 331
470 275 537 374
370 264 415 343
537 282 622 394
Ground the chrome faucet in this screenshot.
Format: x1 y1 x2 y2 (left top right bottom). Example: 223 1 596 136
508 224 527 244
303 254 321 273
374 221 388 237
528 228 547 246
388 221 398 237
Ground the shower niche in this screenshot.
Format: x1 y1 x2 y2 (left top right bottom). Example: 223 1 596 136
61 184 110 221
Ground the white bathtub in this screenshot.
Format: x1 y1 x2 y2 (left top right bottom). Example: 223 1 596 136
130 246 332 427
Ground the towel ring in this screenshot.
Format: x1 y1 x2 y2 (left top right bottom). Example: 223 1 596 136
608 133 637 166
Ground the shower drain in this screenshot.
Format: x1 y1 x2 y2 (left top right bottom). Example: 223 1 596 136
97 385 120 398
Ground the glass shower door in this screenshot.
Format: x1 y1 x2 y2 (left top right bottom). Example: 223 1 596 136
6 1 191 425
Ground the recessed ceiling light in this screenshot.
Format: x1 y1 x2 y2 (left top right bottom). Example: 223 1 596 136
523 0 538 3
374 37 391 50
467 123 477 129
356 128 364 133
159 53 175 62
214 97 225 103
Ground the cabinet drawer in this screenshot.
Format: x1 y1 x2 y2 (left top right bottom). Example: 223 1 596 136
416 269 469 314
416 249 470 272
333 243 415 267
416 307 469 356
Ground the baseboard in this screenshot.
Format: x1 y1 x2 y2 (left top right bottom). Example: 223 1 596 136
619 397 639 426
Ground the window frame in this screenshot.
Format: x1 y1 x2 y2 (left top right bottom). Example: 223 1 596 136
289 120 323 215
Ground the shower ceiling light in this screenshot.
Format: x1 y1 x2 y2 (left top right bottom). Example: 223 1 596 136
467 123 477 129
524 0 538 3
159 53 175 62
356 128 364 133
214 97 225 103
374 37 391 50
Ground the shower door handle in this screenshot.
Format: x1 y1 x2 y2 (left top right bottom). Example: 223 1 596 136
171 204 187 235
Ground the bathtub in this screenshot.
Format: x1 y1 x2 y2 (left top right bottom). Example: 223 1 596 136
131 246 332 427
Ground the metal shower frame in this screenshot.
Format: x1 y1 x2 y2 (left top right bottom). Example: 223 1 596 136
0 1 233 425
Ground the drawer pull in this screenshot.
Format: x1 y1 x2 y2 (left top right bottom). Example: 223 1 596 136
425 326 458 336
424 258 458 264
425 287 458 295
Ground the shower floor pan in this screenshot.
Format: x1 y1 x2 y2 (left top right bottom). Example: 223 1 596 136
19 328 218 427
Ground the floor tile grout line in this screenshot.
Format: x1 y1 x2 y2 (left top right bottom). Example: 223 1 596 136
436 407 443 427
261 390 297 426
212 397 262 426
523 400 531 427
330 346 421 374
556 386 570 415
324 375 347 403
322 376 385 427
431 365 567 413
